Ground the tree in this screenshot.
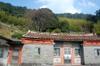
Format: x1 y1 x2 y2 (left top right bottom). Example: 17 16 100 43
26 8 59 32
59 20 69 32
52 28 61 33
11 32 23 39
94 20 100 35
96 9 100 20
86 14 97 23
0 2 26 17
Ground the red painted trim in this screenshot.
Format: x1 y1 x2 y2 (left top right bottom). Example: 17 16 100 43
83 40 100 46
7 47 22 64
21 38 54 45
18 47 22 64
7 48 13 64
71 48 74 64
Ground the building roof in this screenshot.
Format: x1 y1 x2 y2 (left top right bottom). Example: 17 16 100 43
0 36 11 46
0 35 23 46
22 31 100 41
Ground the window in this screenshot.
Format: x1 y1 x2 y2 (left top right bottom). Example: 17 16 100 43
54 48 60 56
94 49 100 56
64 48 71 64
34 47 40 55
0 48 3 58
75 48 80 56
64 48 71 55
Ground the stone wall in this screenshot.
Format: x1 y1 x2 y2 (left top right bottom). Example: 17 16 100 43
83 46 100 64
22 44 54 66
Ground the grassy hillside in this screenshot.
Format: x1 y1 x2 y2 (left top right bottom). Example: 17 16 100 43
0 22 24 38
58 17 92 32
56 13 88 19
0 2 59 33
58 16 87 23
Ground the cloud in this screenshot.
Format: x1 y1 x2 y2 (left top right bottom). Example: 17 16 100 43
38 0 81 14
79 0 96 7
40 5 47 8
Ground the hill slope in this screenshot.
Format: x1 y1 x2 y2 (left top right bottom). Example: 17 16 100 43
0 1 100 38
0 22 23 38
58 17 92 32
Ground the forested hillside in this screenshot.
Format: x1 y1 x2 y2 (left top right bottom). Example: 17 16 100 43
57 10 100 34
0 2 100 38
0 2 60 38
56 13 89 19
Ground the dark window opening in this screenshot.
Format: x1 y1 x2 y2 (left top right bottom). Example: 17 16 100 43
54 47 60 56
94 49 100 56
75 48 80 56
0 48 3 58
34 47 40 55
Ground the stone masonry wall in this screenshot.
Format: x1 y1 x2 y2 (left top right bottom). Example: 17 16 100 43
83 46 100 64
22 44 54 66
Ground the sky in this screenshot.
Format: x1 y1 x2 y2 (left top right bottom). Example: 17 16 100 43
0 0 100 14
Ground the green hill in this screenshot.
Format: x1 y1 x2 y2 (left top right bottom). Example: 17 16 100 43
56 13 89 19
58 17 92 32
0 2 59 33
0 2 100 38
0 22 23 38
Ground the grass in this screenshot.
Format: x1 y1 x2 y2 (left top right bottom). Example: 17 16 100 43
0 21 24 38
